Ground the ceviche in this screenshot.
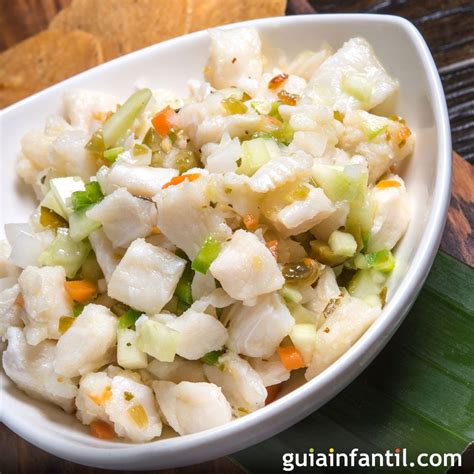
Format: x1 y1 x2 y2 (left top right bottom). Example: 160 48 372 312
1 28 413 442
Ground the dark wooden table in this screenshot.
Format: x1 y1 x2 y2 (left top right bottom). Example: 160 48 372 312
1 1 473 473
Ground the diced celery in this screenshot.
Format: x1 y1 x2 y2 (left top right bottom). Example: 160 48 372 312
347 269 387 305
288 303 319 325
290 323 317 365
192 236 221 274
49 177 85 216
237 137 280 176
118 309 143 330
174 260 193 305
341 74 372 104
103 146 124 163
103 88 152 148
353 253 370 270
117 328 148 369
328 230 357 258
279 285 303 304
71 181 104 212
38 228 91 278
367 125 388 141
365 249 395 273
312 163 371 240
250 99 272 115
68 210 101 242
201 350 224 366
40 190 67 219
137 319 179 362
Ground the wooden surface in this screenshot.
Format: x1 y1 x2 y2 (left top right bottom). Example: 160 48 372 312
1 1 473 473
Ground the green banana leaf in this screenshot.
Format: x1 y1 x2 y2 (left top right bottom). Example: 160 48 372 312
232 252 474 473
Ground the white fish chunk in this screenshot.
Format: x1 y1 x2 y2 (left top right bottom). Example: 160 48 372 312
191 271 216 301
340 110 415 182
210 230 284 301
367 176 410 252
3 327 77 412
168 309 228 360
17 116 71 185
54 304 117 377
107 164 178 198
75 371 112 425
204 351 267 413
227 293 294 358
249 151 313 193
0 240 20 280
18 266 72 345
306 37 399 113
201 133 241 174
105 375 162 442
63 89 118 133
88 229 122 283
304 267 341 317
206 28 263 92
5 224 55 270
154 178 231 260
49 130 99 181
310 201 349 241
153 381 232 435
108 239 186 314
0 283 23 341
275 185 335 236
249 354 291 387
87 188 157 248
305 294 380 380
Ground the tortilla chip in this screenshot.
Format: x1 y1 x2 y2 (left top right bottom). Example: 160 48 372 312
187 0 287 32
0 30 102 108
49 0 188 61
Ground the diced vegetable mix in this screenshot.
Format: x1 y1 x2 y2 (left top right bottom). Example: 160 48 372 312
3 29 413 443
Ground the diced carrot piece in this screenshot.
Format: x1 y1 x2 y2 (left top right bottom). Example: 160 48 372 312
243 214 258 231
162 173 201 189
64 280 98 303
277 346 305 371
151 106 176 136
376 179 401 189
265 383 283 405
90 420 114 439
150 226 161 235
265 240 278 258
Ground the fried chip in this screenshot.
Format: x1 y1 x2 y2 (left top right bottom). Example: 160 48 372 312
187 0 287 32
49 0 188 61
0 30 103 108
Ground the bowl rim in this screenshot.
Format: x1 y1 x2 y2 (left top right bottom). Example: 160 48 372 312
1 13 451 470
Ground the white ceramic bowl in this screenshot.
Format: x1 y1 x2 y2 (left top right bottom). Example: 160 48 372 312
0 14 451 470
